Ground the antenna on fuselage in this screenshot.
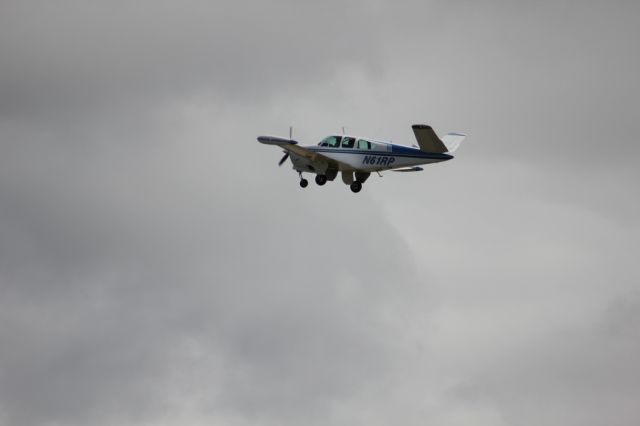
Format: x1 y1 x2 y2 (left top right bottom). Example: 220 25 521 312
342 126 346 135
289 126 293 140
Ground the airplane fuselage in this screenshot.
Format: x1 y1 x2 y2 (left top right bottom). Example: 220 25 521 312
290 142 453 174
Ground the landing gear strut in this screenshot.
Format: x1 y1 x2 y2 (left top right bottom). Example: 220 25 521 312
315 174 327 186
298 172 308 188
350 181 362 193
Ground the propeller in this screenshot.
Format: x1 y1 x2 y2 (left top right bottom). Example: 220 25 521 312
278 151 289 166
277 125 293 166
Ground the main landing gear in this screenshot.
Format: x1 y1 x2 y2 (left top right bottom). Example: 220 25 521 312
297 172 363 193
298 172 308 188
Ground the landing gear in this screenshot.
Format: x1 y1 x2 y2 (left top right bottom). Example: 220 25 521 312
350 181 362 193
297 171 309 188
315 174 327 186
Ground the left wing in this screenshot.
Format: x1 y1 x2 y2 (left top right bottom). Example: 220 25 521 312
257 135 299 147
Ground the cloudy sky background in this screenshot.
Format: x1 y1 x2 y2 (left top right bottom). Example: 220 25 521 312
1 1 639 425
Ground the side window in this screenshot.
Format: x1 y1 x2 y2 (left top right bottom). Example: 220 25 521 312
341 137 355 148
371 142 388 151
357 139 371 150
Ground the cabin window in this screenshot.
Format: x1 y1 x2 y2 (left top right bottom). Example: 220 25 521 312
357 139 371 150
341 137 355 148
371 142 389 151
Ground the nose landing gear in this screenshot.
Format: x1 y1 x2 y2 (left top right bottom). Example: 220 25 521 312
298 172 309 188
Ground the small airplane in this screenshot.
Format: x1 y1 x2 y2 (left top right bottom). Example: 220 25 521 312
258 124 466 193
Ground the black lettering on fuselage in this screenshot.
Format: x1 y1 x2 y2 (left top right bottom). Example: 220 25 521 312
362 156 396 167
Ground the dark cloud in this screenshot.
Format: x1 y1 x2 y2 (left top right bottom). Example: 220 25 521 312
0 0 384 120
1 1 639 425
0 102 424 425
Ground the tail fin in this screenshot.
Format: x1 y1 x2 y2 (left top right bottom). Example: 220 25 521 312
411 124 467 153
441 132 466 153
412 124 448 153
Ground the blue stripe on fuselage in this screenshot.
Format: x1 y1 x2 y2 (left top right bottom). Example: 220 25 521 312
307 146 452 160
390 145 453 160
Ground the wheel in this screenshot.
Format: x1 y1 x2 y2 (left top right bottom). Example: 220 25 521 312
299 179 308 188
350 181 362 193
315 174 327 186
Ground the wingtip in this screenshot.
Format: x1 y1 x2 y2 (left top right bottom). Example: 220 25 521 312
257 136 298 145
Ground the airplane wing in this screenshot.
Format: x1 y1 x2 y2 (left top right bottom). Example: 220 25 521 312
257 135 299 147
411 124 448 153
258 136 349 170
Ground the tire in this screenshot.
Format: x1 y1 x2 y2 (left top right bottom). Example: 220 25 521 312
300 179 308 188
350 181 362 193
315 175 327 186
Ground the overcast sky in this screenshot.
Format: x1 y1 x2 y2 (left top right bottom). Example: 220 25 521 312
1 1 639 425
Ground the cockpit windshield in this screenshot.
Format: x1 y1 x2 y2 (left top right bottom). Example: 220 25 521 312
319 136 342 147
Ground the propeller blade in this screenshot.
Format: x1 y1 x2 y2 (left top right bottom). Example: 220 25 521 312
278 152 290 166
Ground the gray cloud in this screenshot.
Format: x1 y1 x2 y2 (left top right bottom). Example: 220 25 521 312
0 0 384 121
450 292 640 426
0 101 424 425
1 1 640 425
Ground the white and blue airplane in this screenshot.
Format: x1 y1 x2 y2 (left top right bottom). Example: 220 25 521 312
258 124 466 193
